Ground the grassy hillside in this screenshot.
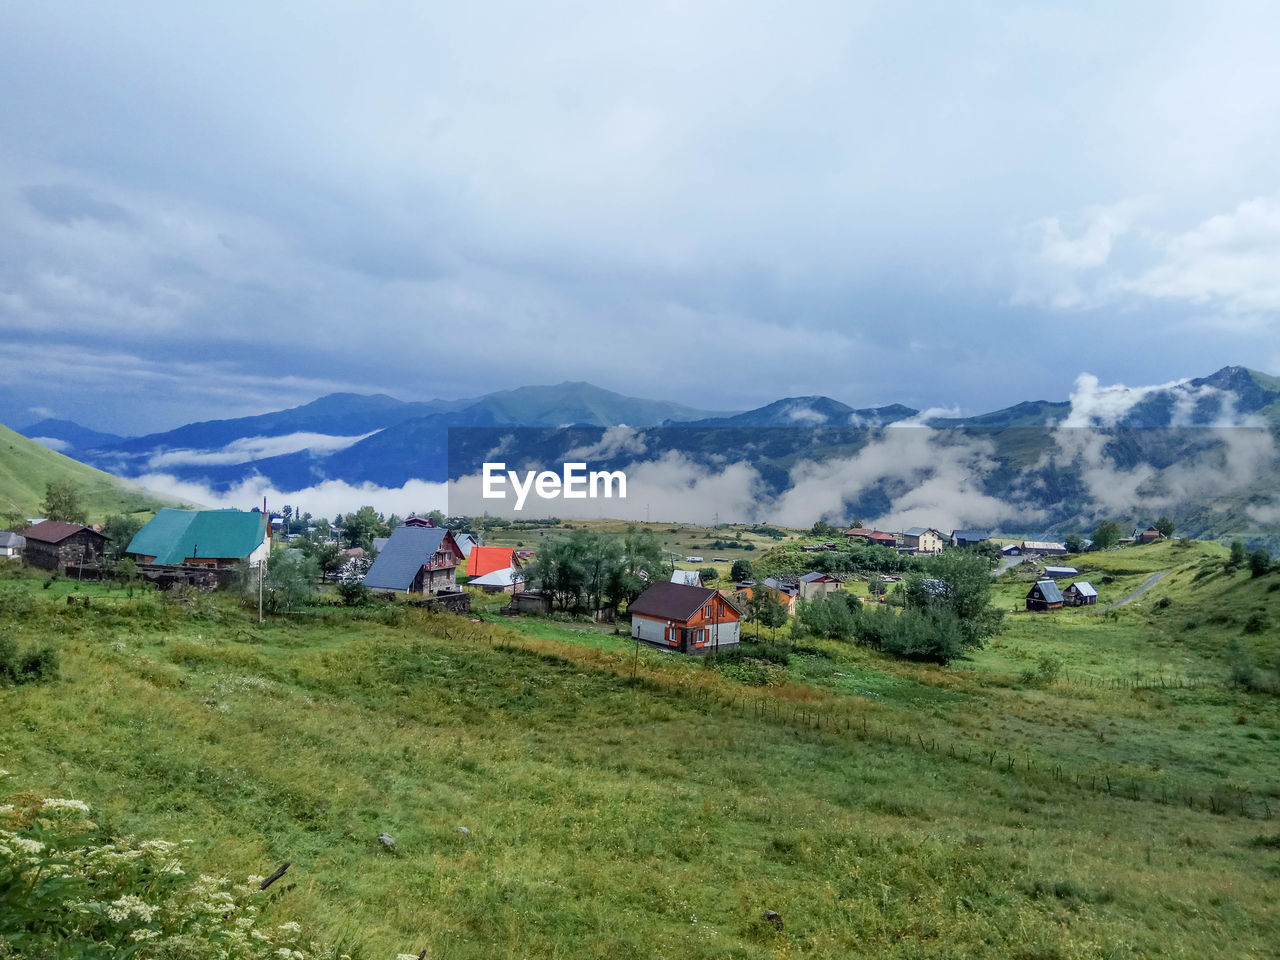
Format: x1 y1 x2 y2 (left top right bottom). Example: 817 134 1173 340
2 537 1279 958
0 423 177 523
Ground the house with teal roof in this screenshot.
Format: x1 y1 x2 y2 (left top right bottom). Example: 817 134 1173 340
126 508 270 567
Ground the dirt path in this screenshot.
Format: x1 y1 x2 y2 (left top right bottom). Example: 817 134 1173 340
1106 570 1169 610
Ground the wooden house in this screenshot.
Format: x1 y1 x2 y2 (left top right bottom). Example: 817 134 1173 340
1025 579 1064 612
1021 540 1068 556
842 527 876 541
363 525 464 594
952 530 990 548
1064 581 1098 606
1043 566 1079 579
762 577 800 613
629 580 741 654
20 521 108 572
1135 527 1165 545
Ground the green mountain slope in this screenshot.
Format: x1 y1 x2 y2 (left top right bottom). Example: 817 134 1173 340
0 423 177 522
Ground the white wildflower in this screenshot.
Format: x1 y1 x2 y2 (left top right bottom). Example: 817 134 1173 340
277 921 302 934
9 836 46 854
41 798 91 813
129 928 160 941
107 894 156 924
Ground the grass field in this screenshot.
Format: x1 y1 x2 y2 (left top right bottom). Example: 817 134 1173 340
2 538 1279 958
0 423 176 523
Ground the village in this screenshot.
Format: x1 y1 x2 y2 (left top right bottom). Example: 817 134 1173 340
0 504 1183 656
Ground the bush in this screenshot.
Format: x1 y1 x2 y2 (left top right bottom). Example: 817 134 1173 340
0 635 59 686
1020 655 1062 687
0 783 327 959
796 594 858 640
858 605 965 664
1227 637 1257 689
1244 612 1270 634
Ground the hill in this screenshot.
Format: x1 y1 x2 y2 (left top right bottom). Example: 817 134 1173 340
0 423 176 523
1 536 1278 957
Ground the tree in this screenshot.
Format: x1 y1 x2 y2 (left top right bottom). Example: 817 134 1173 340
41 481 85 524
1092 521 1121 551
341 506 385 551
1154 516 1176 538
905 550 1004 649
1249 547 1271 579
730 558 753 582
796 593 857 640
1228 540 1248 571
262 550 319 613
809 520 840 538
746 588 789 640
426 509 447 527
698 566 719 585
1064 533 1086 554
100 513 145 561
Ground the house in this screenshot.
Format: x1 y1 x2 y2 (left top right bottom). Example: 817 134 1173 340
363 525 464 594
404 515 436 527
951 530 990 548
798 571 844 600
468 566 525 594
126 509 269 568
508 589 552 614
901 527 946 554
1064 581 1098 606
762 577 800 613
842 527 876 541
629 580 741 655
452 531 481 558
670 569 702 587
1001 543 1021 556
1043 566 1079 578
1021 540 1068 556
467 545 521 579
21 521 109 572
0 531 24 559
1025 579 1064 612
1135 527 1165 545
868 531 898 547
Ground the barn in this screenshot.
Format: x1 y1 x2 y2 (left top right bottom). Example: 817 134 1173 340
629 580 741 655
1064 581 1098 606
1025 579 1065 611
127 509 269 568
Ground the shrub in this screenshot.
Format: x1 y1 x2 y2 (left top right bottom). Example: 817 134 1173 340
1244 612 1270 634
796 594 858 640
1020 655 1062 687
0 635 59 686
1226 637 1257 690
0 783 327 959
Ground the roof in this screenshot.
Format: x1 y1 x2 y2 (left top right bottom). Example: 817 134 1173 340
126 509 265 564
867 531 897 542
21 520 107 544
0 531 25 548
453 532 479 557
843 527 875 536
670 569 702 586
799 571 841 583
469 567 524 588
1001 543 1020 552
363 526 449 591
903 527 942 538
1028 579 1064 603
629 580 721 622
467 545 517 578
1044 566 1078 577
372 537 390 553
763 577 799 595
1067 581 1097 597
952 529 990 542
1023 541 1067 552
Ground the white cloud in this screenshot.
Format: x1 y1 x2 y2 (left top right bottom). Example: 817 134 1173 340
145 431 378 469
135 473 449 519
29 436 69 452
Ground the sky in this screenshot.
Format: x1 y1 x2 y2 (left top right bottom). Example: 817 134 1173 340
2 1 1280 435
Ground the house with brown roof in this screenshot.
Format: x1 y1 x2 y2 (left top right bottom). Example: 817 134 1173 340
629 580 741 654
20 521 108 572
1135 527 1165 545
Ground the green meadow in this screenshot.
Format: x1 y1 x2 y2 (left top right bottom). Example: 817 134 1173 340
1 537 1278 958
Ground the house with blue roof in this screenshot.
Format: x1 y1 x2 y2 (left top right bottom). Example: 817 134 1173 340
126 509 269 568
951 530 990 548
362 525 464 594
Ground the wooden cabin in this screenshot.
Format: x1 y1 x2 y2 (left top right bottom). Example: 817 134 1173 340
1025 579 1064 612
1064 581 1098 606
629 581 741 655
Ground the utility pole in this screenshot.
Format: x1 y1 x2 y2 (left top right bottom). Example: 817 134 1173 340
258 558 264 624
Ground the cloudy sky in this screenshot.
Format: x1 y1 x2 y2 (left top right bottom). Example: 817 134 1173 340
2 1 1279 435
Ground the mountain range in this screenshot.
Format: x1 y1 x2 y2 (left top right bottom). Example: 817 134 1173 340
8 366 1280 540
